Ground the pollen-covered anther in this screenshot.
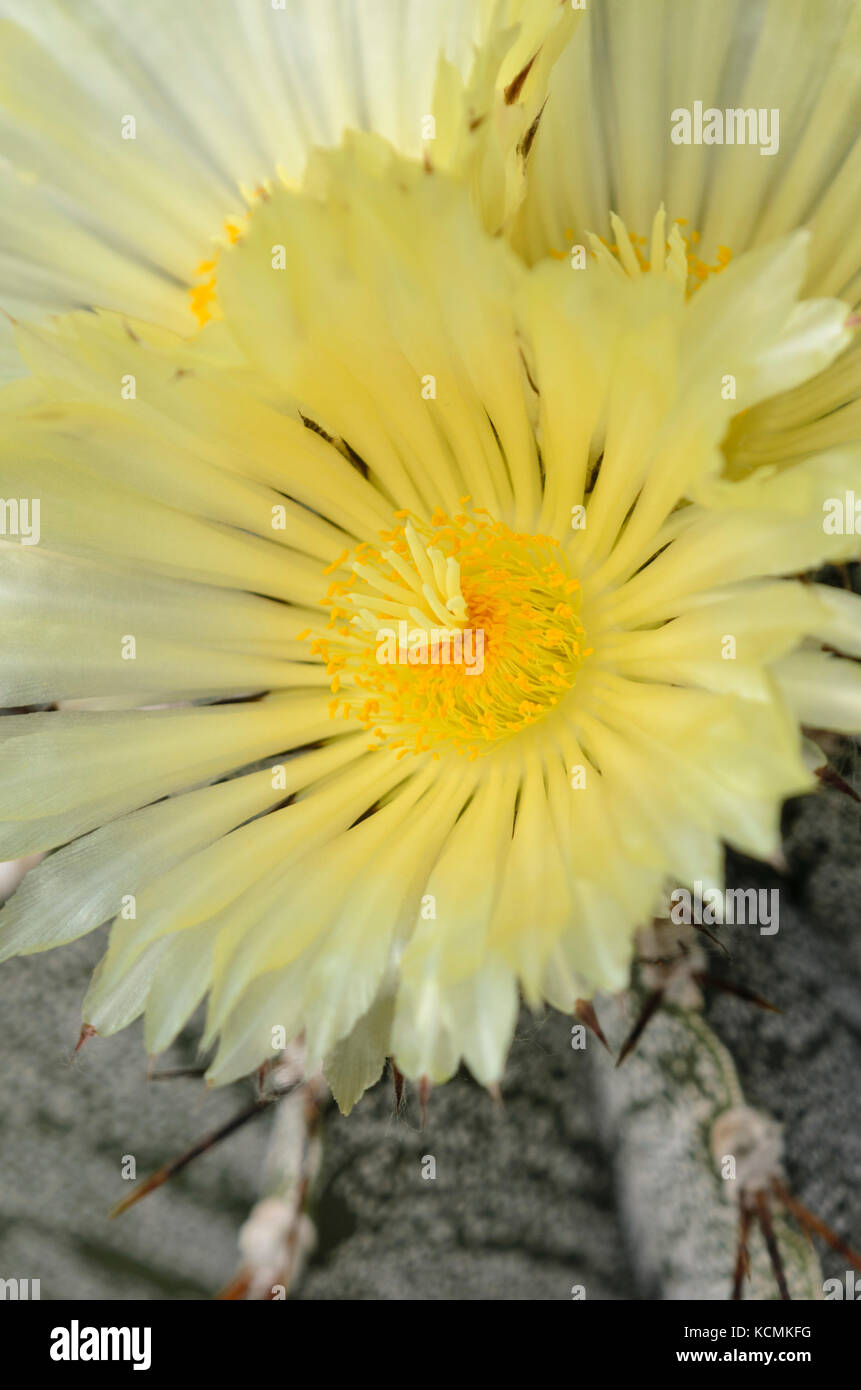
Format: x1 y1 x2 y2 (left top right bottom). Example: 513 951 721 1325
586 207 733 297
188 183 272 328
303 503 591 760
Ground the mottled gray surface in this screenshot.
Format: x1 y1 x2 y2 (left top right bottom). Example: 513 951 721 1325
0 772 858 1301
704 784 861 1284
0 929 270 1300
300 1014 635 1301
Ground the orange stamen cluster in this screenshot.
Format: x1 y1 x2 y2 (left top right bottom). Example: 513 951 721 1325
189 217 244 328
188 185 272 328
552 221 732 294
670 218 732 289
302 503 591 762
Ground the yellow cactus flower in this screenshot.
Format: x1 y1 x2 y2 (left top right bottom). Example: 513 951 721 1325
0 2 860 1112
1 130 859 1109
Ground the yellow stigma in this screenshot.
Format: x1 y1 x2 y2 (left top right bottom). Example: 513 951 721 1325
305 503 591 761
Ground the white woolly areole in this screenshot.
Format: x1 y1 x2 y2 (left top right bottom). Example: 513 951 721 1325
711 1105 785 1194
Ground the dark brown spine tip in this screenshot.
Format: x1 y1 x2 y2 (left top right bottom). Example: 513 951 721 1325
110 1097 270 1218
418 1075 431 1129
694 972 781 1014
504 52 537 105
71 1023 97 1058
216 1272 251 1301
391 1059 406 1113
755 1190 791 1300
772 1177 861 1273
616 988 664 1066
518 100 547 161
110 1169 167 1219
575 998 610 1053
732 1195 753 1300
815 763 861 804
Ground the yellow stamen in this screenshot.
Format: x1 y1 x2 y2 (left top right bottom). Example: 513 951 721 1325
302 504 590 760
595 210 733 296
188 187 271 328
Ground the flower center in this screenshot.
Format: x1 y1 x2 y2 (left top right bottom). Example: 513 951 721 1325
549 215 732 294
303 503 591 761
